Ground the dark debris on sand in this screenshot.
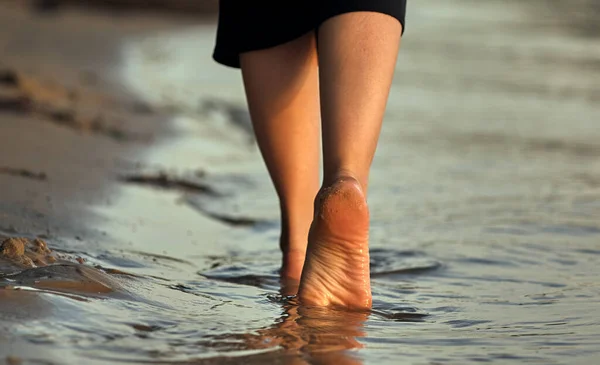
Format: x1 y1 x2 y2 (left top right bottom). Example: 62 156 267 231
0 69 19 86
119 171 219 196
0 167 47 181
0 89 30 112
120 170 265 226
199 211 261 227
0 67 152 142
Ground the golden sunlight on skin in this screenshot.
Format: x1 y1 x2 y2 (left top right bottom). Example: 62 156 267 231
240 12 401 307
298 177 372 310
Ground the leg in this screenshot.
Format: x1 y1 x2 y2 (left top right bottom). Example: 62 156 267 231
298 12 402 309
240 32 321 286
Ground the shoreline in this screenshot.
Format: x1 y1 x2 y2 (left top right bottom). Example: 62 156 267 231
1 1 600 364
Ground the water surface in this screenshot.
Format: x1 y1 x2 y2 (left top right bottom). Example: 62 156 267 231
2 0 600 364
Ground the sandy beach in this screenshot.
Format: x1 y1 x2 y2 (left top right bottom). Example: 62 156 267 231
1 1 600 364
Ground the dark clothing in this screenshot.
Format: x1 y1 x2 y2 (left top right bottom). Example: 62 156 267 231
213 1 407 68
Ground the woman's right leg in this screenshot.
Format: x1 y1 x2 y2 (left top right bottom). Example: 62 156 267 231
298 12 402 310
240 32 321 289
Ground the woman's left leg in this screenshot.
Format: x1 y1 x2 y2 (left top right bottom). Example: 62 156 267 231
240 32 321 288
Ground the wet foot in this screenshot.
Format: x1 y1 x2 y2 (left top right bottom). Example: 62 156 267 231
297 176 372 310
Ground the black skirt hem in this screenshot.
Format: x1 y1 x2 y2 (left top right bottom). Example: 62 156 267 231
213 1 406 69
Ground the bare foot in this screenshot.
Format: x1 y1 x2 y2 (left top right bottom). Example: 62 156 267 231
298 176 372 310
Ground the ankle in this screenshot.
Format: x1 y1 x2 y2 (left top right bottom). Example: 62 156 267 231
323 169 367 191
279 235 308 256
280 218 307 252
279 209 312 253
281 248 306 282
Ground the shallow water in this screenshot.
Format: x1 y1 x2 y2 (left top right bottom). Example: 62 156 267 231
2 0 600 364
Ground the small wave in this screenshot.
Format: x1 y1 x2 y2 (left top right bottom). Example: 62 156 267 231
370 248 442 278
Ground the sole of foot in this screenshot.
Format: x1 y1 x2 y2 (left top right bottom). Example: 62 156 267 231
297 176 372 310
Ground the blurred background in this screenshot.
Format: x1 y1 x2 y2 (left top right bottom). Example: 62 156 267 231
13 0 219 13
1 1 599 364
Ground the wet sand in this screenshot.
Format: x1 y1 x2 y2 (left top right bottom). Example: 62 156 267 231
0 3 226 362
1 0 600 364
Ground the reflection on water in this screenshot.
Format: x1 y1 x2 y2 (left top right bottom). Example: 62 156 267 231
203 305 369 365
0 245 432 364
2 0 600 364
